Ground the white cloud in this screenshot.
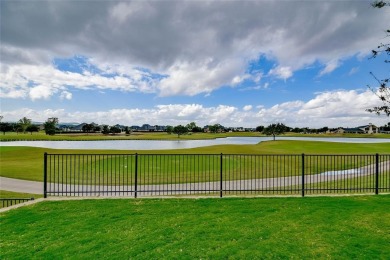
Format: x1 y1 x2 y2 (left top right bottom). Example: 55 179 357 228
60 91 72 100
268 66 293 80
0 88 27 99
1 90 387 128
298 90 378 119
2 1 388 99
29 85 56 101
348 67 359 75
319 60 340 76
158 58 245 96
1 1 389 129
243 105 252 111
0 63 158 101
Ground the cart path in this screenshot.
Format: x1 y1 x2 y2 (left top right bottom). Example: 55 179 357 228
1 177 43 194
1 160 389 196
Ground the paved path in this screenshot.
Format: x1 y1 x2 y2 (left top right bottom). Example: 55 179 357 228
1 177 43 194
1 161 389 197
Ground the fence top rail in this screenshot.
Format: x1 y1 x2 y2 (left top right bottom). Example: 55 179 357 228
45 153 389 156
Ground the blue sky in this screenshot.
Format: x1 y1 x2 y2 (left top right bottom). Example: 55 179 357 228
1 0 389 128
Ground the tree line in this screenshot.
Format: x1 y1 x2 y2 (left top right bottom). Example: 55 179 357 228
1 116 389 139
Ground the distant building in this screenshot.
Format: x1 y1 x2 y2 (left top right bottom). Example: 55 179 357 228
335 123 378 134
131 125 140 131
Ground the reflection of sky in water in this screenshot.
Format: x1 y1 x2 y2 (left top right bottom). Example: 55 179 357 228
1 136 390 150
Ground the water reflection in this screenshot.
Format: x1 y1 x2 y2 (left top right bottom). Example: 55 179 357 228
1 136 389 150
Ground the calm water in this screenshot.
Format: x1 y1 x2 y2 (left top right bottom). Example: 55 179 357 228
1 136 390 150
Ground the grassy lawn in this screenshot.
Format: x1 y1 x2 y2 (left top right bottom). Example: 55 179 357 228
0 190 42 199
1 196 389 259
1 141 389 182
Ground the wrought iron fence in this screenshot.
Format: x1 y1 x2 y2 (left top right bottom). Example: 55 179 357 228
1 198 35 208
44 153 390 198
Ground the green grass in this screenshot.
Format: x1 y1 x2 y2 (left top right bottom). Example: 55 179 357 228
1 196 389 259
0 190 42 199
1 141 389 182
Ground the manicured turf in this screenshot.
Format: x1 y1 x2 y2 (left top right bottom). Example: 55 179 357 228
1 196 389 259
0 190 42 199
1 141 389 182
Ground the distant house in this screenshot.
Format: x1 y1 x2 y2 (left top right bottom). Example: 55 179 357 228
139 124 156 131
71 123 86 132
155 125 166 132
131 125 140 131
336 123 378 134
113 124 126 131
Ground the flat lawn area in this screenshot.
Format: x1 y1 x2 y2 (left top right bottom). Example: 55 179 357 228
1 141 389 182
1 195 389 259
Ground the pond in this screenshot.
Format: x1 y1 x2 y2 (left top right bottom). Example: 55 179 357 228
1 136 390 150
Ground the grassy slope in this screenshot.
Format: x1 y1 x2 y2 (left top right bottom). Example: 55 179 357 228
1 196 389 259
0 190 42 199
1 141 389 181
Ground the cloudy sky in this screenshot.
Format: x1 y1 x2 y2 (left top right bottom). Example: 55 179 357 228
1 0 389 128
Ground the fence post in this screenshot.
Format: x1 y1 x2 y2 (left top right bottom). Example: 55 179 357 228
220 153 223 198
301 153 305 197
44 152 47 198
134 153 138 198
375 153 379 195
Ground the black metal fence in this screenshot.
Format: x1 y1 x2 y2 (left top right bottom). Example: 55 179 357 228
44 153 390 198
1 198 35 208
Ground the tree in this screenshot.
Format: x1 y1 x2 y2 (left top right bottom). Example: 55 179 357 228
166 125 173 134
380 122 390 131
263 123 287 141
256 125 264 132
186 122 202 133
173 125 188 138
44 118 58 135
192 126 203 132
209 124 224 133
110 126 121 135
82 123 94 134
94 126 101 132
13 123 23 134
124 126 131 135
26 125 39 135
102 125 110 135
18 117 32 134
367 1 390 116
0 122 13 135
